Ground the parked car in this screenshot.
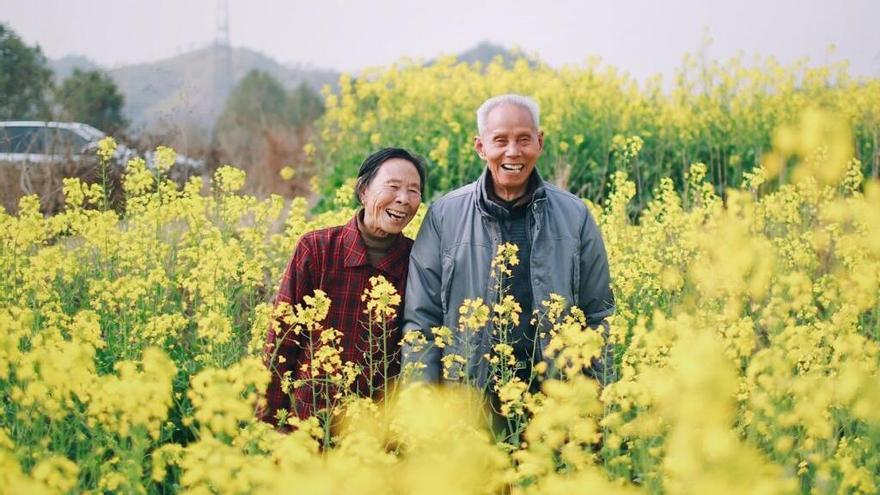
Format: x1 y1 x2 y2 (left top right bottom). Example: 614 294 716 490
0 120 135 166
0 121 205 177
0 121 206 214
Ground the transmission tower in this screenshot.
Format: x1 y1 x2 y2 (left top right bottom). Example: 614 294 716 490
213 0 233 119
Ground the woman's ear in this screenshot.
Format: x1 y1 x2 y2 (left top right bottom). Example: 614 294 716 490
356 183 366 205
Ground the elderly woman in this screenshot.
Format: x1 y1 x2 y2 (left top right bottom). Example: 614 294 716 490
260 147 426 427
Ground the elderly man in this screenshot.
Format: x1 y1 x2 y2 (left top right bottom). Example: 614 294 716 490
402 94 615 391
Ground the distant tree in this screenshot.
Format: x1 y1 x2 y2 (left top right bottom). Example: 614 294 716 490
214 70 295 192
216 70 289 132
214 70 324 197
217 71 325 132
287 82 324 126
0 23 53 119
55 69 128 133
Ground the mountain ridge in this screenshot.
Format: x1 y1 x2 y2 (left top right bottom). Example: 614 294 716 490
48 41 524 133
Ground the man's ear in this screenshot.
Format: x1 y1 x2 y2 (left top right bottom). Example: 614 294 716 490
537 130 545 151
474 135 486 160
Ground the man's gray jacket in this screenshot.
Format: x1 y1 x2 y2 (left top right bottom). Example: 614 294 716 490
401 168 615 387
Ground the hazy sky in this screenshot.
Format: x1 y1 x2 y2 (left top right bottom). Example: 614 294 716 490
2 0 878 79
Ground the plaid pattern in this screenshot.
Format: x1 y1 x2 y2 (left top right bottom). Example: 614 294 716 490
259 213 413 426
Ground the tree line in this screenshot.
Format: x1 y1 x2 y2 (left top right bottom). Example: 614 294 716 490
0 24 127 134
1 22 325 197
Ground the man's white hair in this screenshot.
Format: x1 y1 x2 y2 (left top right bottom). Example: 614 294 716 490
476 94 540 135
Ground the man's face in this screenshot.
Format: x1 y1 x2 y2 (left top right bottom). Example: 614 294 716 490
360 158 422 237
474 103 544 200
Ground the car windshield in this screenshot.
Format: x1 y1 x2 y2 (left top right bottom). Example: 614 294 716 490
75 124 107 141
0 126 45 154
50 128 90 154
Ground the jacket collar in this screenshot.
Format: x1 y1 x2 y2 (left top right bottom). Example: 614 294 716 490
341 212 410 280
475 167 547 219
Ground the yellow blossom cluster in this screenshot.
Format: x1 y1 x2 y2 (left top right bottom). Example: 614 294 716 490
313 54 880 210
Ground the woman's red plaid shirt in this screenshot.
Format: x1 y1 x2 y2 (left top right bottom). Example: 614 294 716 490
258 214 413 427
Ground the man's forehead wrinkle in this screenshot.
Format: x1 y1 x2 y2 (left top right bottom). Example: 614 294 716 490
488 127 537 137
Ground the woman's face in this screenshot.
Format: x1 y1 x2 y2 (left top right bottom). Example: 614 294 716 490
360 158 422 236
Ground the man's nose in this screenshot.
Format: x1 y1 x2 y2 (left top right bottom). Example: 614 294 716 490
505 142 522 156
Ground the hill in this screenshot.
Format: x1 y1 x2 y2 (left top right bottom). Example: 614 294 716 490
47 41 530 136
51 45 339 134
48 55 101 81
112 45 339 133
429 40 540 68
453 40 525 65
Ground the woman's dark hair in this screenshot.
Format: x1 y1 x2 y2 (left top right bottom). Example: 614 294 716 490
355 147 427 205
